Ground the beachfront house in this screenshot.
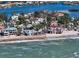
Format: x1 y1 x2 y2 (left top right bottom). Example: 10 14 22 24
3 27 17 36
49 20 63 34
10 14 19 27
11 14 19 23
23 29 36 36
26 1 33 5
32 17 45 25
0 23 5 36
22 28 37 36
11 14 19 21
37 17 45 23
0 23 5 30
21 24 38 35
67 22 74 30
50 21 58 34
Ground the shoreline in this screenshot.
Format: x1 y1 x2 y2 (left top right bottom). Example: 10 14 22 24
0 35 79 44
0 31 79 44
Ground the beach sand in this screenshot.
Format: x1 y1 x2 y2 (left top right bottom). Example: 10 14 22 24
0 31 79 44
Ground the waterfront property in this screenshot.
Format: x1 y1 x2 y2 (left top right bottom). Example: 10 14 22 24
0 23 5 36
0 1 79 38
0 11 79 36
3 27 17 36
0 1 79 58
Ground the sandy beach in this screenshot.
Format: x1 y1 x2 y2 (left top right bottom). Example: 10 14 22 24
0 31 79 44
46 31 79 37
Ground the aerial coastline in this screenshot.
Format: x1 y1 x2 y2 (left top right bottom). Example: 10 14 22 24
1 1 79 58
0 30 79 44
0 1 79 43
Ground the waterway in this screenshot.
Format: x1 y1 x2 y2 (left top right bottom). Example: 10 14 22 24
0 3 79 18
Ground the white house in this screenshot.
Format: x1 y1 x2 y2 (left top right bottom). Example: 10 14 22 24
37 18 45 23
32 17 45 25
26 1 33 4
24 14 29 18
11 15 19 25
3 27 17 36
11 15 19 21
33 20 40 25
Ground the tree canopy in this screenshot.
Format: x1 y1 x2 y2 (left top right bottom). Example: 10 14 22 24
0 13 7 23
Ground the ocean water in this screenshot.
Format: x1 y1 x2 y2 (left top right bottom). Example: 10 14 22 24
0 39 79 58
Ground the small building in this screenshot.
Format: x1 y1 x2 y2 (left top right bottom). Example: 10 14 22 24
50 21 58 28
37 17 45 23
11 15 18 20
23 29 37 36
67 22 74 30
54 12 64 17
21 24 37 36
50 21 58 34
3 27 17 36
0 23 5 36
49 21 63 34
0 23 5 30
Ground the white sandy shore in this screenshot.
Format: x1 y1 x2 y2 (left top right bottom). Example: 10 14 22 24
0 36 79 44
46 31 79 37
0 31 79 44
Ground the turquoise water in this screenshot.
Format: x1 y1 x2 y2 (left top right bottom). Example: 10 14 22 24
0 39 79 58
